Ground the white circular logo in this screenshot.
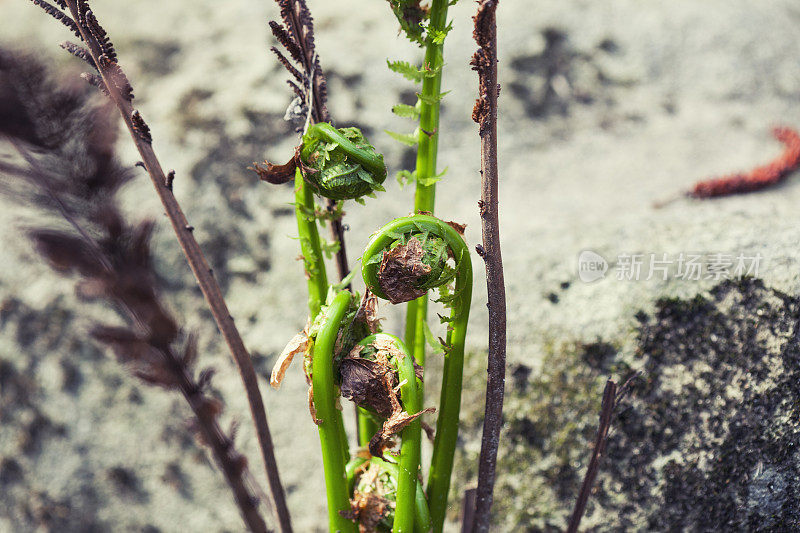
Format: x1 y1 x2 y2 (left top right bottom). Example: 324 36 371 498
578 250 608 283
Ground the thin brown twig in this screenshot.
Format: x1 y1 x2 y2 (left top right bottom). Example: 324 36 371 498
460 487 478 533
56 2 292 530
1 50 268 527
327 202 350 285
161 344 269 533
566 378 617 533
470 1 507 531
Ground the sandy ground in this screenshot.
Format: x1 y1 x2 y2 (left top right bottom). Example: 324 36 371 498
1 0 800 531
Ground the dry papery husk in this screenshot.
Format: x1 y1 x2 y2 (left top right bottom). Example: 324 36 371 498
342 461 393 532
362 290 382 334
377 236 431 304
341 336 435 457
269 321 310 389
271 291 382 426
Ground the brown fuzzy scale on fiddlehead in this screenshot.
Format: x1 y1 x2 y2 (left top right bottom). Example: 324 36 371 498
373 231 449 304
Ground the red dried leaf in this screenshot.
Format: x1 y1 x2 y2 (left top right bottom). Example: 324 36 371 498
690 127 800 198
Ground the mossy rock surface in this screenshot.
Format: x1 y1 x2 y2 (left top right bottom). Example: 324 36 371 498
459 278 800 532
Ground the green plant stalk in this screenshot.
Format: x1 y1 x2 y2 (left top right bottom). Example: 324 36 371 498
406 0 450 375
362 215 472 533
357 334 421 532
300 121 388 449
295 169 328 318
393 334 422 533
312 290 357 533
357 407 380 447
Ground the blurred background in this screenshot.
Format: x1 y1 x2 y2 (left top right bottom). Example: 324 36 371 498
2 0 800 531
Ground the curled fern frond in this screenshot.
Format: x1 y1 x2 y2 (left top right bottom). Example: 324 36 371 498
300 122 387 200
361 215 472 529
362 216 465 306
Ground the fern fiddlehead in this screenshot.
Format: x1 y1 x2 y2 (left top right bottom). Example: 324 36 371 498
300 122 387 201
362 214 472 531
260 123 387 318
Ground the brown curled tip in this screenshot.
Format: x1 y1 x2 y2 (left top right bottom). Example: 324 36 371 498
377 237 430 304
446 220 466 236
251 146 304 185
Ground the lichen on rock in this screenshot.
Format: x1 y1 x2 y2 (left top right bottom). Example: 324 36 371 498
458 278 800 531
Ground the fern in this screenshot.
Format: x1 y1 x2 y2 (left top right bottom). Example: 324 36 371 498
392 103 420 119
384 129 419 146
387 59 426 82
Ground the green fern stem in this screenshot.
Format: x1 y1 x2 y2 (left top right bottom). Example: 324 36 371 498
311 290 357 533
407 0 450 377
294 169 329 318
362 215 472 532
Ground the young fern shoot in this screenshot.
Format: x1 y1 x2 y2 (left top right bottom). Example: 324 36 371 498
268 0 353 285
266 4 474 531
362 215 473 532
386 1 456 403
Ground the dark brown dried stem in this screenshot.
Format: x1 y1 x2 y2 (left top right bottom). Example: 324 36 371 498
460 487 478 533
470 1 506 532
59 2 292 530
148 343 270 533
3 47 268 531
566 379 617 533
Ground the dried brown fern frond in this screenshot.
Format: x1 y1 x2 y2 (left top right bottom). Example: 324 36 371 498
270 0 329 124
0 48 268 533
25 4 292 528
